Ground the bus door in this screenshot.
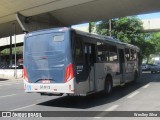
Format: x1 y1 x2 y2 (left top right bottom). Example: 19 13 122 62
84 43 96 92
118 49 125 84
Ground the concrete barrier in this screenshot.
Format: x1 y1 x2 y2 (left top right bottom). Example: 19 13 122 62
0 69 23 78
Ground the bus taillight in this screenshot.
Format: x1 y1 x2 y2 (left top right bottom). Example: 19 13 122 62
65 64 75 83
24 67 29 82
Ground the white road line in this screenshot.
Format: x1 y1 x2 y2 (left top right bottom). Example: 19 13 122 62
0 81 22 84
94 105 119 119
127 91 139 99
0 94 16 99
10 104 36 111
104 105 119 111
0 83 19 85
0 83 21 86
142 84 150 88
0 83 22 86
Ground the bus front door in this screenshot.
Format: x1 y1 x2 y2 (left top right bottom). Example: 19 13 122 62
118 49 125 84
84 43 96 92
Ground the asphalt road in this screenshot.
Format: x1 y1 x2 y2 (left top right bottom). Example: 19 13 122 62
0 72 160 120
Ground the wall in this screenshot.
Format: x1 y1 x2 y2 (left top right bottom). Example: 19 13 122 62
0 69 23 78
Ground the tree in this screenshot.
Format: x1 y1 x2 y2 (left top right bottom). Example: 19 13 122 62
95 17 156 60
149 32 160 54
89 22 96 33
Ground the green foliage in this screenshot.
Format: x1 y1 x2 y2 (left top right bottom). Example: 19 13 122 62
149 32 160 54
1 46 23 55
95 17 157 59
89 22 96 33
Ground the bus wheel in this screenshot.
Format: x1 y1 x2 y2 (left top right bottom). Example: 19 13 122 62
104 76 113 95
133 71 138 82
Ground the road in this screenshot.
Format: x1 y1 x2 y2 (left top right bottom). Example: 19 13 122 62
0 72 160 120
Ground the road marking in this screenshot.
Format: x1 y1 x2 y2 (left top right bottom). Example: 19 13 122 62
94 105 119 119
0 94 16 99
104 105 119 111
0 83 20 85
142 84 150 88
0 83 21 86
0 81 22 84
10 104 36 111
0 80 23 87
127 91 139 99
0 84 12 86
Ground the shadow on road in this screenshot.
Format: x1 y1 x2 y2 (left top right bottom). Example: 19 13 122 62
38 73 160 109
0 78 9 81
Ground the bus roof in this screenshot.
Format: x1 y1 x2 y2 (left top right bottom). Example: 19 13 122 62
25 27 140 51
74 29 140 51
25 27 70 38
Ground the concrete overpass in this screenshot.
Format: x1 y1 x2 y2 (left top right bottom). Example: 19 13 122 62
0 35 24 51
142 18 160 32
0 0 160 38
1 18 160 48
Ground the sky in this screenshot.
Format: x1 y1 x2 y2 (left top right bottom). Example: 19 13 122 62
138 12 160 19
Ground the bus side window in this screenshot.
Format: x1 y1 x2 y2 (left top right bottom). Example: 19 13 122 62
125 48 130 61
130 49 137 61
109 45 118 62
84 43 96 66
74 37 84 65
97 42 109 62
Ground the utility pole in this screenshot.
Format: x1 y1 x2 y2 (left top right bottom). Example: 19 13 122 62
9 36 12 66
89 22 92 33
13 23 17 79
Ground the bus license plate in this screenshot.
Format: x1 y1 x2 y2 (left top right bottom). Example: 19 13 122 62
40 85 51 90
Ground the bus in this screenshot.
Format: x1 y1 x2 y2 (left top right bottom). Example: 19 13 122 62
23 27 141 96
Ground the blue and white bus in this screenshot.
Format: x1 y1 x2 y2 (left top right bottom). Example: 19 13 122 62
24 27 140 96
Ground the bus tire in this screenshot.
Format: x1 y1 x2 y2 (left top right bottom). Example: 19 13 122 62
104 76 113 95
133 71 138 82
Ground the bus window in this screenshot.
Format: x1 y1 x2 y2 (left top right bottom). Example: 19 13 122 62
97 42 109 62
74 37 94 83
74 37 84 65
125 48 130 61
84 44 96 65
74 36 88 82
109 45 118 62
134 51 137 61
130 49 137 61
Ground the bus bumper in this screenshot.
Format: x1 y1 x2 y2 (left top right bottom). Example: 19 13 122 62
23 79 75 94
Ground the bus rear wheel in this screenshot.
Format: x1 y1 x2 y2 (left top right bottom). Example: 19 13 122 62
104 76 113 95
133 71 138 82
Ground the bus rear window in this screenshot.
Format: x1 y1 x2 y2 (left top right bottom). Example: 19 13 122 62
25 33 65 54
